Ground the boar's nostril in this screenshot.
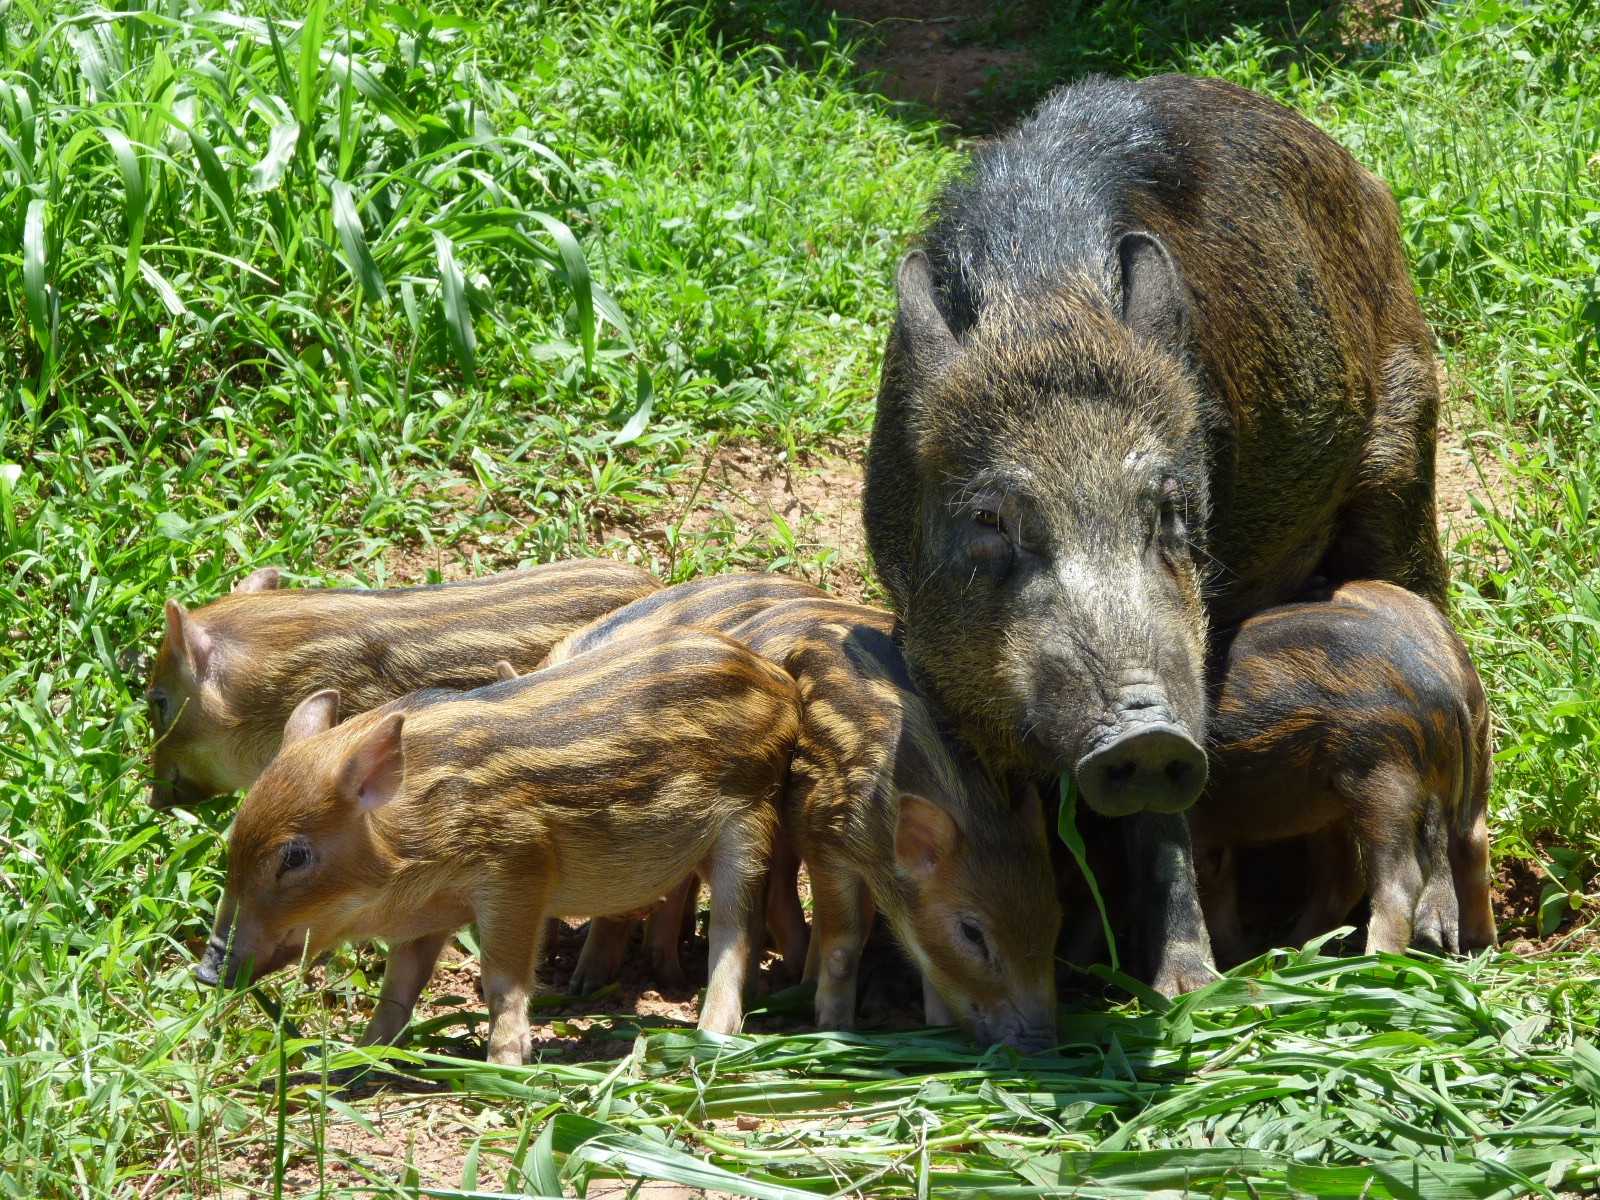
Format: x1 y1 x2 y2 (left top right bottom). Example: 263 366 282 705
1075 722 1207 816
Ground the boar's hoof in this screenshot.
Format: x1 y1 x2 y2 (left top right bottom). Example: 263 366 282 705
1075 723 1206 816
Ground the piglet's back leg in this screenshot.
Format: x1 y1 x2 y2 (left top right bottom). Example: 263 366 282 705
643 876 697 992
1412 794 1462 954
1345 765 1427 956
806 861 875 1031
361 929 454 1048
571 916 633 995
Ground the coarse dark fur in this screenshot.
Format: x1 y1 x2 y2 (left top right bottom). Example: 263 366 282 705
147 559 660 808
197 627 800 1063
1193 581 1495 961
864 73 1446 993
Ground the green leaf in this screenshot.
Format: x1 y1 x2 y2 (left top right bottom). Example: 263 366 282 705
247 102 299 193
330 179 387 304
527 210 595 371
611 364 654 446
1058 775 1119 970
434 231 476 375
22 197 47 343
138 261 188 317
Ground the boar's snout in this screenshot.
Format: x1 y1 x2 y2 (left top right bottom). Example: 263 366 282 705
148 767 215 811
1075 715 1206 817
973 1003 1057 1056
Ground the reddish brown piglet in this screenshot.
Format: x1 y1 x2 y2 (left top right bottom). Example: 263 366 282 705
147 559 659 809
194 627 800 1063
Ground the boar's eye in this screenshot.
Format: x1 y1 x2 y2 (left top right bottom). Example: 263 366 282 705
278 843 311 876
973 506 1001 528
959 920 988 954
148 690 169 726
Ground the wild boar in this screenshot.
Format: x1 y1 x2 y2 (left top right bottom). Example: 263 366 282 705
1192 581 1494 959
863 74 1447 992
194 627 800 1062
147 559 659 809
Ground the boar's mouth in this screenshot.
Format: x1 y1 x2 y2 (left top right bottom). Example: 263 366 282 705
1070 709 1207 817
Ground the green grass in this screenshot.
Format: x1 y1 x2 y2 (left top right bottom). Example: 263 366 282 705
2 0 1599 1195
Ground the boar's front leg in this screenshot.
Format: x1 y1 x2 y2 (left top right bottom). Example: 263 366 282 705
361 930 453 1048
1126 812 1215 997
478 893 549 1066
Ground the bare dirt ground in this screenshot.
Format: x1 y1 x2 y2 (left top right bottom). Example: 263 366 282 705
832 0 1031 130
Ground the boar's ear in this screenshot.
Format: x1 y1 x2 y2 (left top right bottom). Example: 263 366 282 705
340 713 405 813
895 251 960 380
494 660 519 682
1010 778 1048 848
283 689 339 747
895 794 960 883
1118 231 1189 354
165 599 215 679
234 567 280 594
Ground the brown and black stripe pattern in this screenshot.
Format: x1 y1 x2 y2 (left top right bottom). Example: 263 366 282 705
1193 580 1494 958
147 559 660 808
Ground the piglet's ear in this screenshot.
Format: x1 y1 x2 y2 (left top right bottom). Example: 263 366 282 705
494 660 519 681
1011 779 1047 848
234 567 281 594
283 689 339 747
895 794 959 883
340 712 405 813
165 599 215 680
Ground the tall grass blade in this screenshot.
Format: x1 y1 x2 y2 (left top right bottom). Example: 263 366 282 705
434 231 476 375
331 179 387 304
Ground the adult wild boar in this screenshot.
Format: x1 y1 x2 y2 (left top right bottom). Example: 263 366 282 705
864 74 1446 993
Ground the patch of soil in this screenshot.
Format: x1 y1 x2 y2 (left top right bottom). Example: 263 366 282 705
1435 369 1513 546
608 438 875 602
834 0 1031 128
1493 847 1600 955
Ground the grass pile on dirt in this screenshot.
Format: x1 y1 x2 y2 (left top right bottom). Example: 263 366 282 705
1 0 1597 1195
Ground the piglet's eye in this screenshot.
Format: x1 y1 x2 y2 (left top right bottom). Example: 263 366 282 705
280 845 310 874
960 921 986 948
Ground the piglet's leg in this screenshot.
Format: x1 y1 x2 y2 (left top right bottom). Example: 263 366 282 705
699 814 773 1035
808 863 874 1031
766 830 809 985
1287 827 1365 951
1194 847 1249 968
1412 795 1461 954
1350 767 1426 956
1451 809 1497 951
571 917 633 995
479 892 548 1066
643 877 696 992
361 929 452 1048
